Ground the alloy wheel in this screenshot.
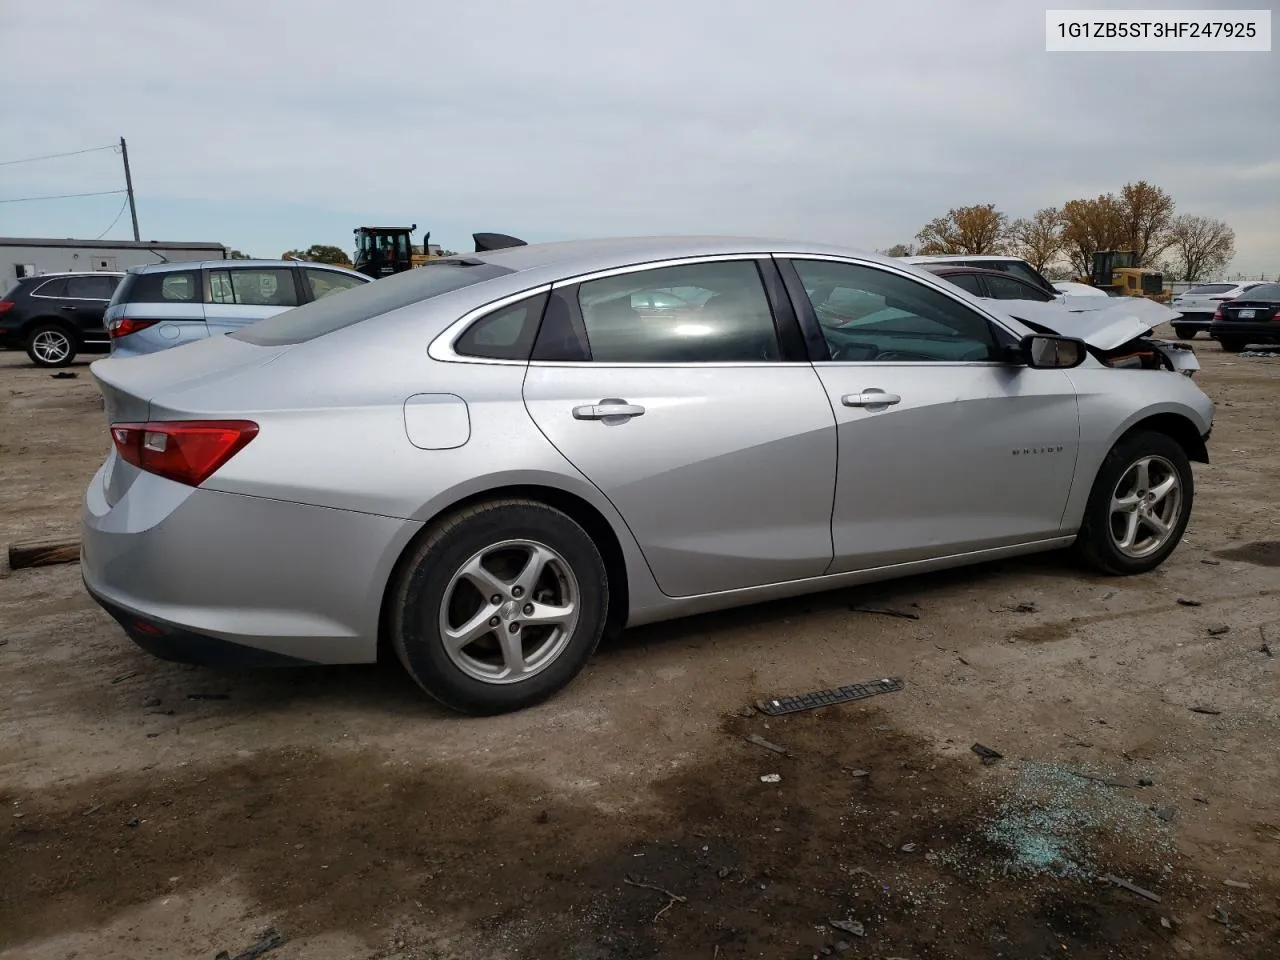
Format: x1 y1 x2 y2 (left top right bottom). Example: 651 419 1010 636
1108 455 1182 559
31 329 72 365
437 538 580 684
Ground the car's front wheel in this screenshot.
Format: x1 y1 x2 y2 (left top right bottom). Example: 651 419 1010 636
390 498 609 715
1075 430 1193 575
1172 324 1197 340
26 323 78 367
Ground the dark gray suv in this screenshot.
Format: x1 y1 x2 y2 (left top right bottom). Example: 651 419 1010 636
0 271 124 366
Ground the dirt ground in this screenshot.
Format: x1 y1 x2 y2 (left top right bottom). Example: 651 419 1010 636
1 333 1278 960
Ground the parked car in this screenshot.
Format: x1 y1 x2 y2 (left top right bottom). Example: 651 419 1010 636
83 236 1213 715
1208 282 1280 352
1171 281 1271 339
0 271 124 367
902 254 1063 298
105 259 370 358
918 264 1058 302
1051 280 1112 298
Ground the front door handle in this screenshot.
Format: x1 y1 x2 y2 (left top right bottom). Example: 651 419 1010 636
842 390 901 408
572 399 646 421
60 305 77 311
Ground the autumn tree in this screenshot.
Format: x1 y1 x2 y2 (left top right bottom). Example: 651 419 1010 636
879 243 917 258
915 204 1008 255
280 244 352 265
1167 215 1235 282
1008 207 1066 272
1118 180 1175 266
1060 195 1127 276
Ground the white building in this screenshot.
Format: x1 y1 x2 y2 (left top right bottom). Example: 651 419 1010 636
0 237 228 284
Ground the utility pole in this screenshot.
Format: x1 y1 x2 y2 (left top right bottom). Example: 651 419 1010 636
119 136 140 241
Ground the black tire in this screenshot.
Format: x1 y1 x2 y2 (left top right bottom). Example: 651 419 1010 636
25 322 78 367
390 498 609 715
1075 430 1193 576
1172 325 1196 340
1218 338 1247 353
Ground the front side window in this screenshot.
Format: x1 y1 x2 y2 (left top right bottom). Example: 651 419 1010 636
941 272 984 296
789 259 999 363
208 268 298 307
304 268 366 301
576 260 779 363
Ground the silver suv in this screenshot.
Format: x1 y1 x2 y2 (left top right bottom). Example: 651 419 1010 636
105 259 370 358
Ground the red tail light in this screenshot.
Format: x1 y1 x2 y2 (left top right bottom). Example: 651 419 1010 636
0 300 14 314
107 317 159 339
1212 305 1224 320
110 420 259 486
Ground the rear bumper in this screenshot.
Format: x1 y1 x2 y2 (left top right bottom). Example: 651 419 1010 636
81 461 419 666
1210 322 1280 343
1170 314 1212 330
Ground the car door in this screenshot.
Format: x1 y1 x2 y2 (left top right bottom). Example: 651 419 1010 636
777 256 1081 573
204 266 302 338
64 274 121 344
521 255 838 597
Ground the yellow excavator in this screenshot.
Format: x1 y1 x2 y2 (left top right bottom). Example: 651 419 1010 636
352 227 526 278
1076 250 1170 303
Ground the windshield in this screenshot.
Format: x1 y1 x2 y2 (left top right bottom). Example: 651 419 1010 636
355 230 412 263
1186 283 1235 295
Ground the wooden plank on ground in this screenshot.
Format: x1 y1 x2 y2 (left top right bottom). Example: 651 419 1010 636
8 538 81 570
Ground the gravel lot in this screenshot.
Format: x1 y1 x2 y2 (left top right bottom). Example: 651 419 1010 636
2 334 1278 960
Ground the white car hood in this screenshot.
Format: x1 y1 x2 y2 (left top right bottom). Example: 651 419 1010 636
996 297 1181 350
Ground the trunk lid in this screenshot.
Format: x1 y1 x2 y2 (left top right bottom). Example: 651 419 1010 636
998 297 1180 351
90 335 289 505
1220 300 1280 323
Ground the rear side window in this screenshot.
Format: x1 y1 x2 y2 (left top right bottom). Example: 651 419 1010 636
942 273 984 296
232 259 514 346
209 268 298 307
986 260 1050 291
575 260 780 363
33 277 69 298
984 274 1052 301
122 270 200 303
66 274 120 300
303 268 366 300
454 293 548 360
1186 283 1235 294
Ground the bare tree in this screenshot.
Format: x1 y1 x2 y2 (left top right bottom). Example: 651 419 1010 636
915 204 1008 255
1118 180 1176 266
1008 207 1066 272
1167 214 1235 282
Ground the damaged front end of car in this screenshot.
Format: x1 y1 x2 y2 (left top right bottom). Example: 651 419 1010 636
1000 297 1200 377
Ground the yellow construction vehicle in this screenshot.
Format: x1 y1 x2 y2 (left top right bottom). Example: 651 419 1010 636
1076 250 1171 303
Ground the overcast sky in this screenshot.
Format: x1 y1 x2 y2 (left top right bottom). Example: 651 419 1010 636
2 0 1276 274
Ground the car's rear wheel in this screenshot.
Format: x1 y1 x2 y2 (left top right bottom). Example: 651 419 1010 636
390 498 609 715
26 323 77 367
1075 430 1193 576
1172 324 1197 340
1218 337 1247 352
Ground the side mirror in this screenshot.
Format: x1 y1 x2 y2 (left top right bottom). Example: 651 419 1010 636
1020 333 1087 369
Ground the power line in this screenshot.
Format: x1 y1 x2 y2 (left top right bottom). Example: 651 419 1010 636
0 189 127 204
0 144 118 167
94 195 131 240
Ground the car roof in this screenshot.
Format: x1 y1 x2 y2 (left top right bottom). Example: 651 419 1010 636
23 270 125 279
919 264 1034 280
903 254 1028 264
125 259 366 276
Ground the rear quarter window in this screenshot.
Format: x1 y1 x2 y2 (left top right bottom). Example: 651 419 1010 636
231 260 515 346
119 270 201 303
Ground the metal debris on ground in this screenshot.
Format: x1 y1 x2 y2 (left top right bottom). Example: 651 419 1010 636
754 677 903 716
828 919 865 937
759 773 781 783
1240 350 1280 358
971 742 1003 765
215 926 288 960
110 672 138 685
50 371 78 379
1207 624 1231 636
1189 705 1222 715
1200 558 1221 565
900 843 917 853
1223 878 1252 889
847 769 870 778
744 733 788 755
1176 597 1202 607
1104 874 1162 903
849 604 920 620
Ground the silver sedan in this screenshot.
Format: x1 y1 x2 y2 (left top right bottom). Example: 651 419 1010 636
82 236 1213 714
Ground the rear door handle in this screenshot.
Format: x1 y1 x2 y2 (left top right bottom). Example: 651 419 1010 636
842 391 901 408
60 305 77 311
572 400 646 420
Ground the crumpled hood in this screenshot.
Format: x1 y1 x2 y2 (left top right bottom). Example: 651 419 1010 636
996 297 1181 350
